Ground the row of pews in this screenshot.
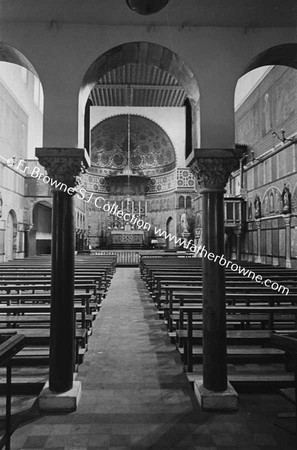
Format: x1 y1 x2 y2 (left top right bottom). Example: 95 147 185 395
0 254 116 394
140 254 297 391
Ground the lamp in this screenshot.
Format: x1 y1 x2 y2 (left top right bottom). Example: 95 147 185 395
272 129 295 145
126 0 169 15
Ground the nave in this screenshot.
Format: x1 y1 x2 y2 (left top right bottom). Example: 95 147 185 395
3 267 296 449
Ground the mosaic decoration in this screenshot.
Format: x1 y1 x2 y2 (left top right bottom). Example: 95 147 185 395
262 187 282 216
147 169 176 193
147 168 196 194
91 114 176 177
81 173 108 193
147 194 175 212
177 168 195 189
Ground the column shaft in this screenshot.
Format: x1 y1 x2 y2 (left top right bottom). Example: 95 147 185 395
49 190 75 392
187 148 243 395
202 190 227 391
36 147 90 394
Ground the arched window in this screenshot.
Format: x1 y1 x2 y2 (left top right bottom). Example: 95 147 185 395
186 196 192 209
178 196 185 209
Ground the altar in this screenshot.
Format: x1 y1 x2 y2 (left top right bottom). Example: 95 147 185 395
110 230 144 247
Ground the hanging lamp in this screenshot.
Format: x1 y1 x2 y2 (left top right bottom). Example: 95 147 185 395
126 0 169 15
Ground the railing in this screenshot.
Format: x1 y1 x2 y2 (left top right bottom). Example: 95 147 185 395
92 250 194 266
92 250 140 266
0 334 26 450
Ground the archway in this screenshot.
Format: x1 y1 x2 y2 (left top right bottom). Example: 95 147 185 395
79 41 200 156
79 42 199 250
234 43 297 266
5 210 17 261
0 42 44 260
31 201 52 255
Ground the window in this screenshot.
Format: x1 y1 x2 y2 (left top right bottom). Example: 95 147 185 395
186 196 192 209
178 196 185 209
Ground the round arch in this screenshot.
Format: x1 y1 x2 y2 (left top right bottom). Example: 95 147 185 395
5 209 17 261
240 43 297 78
0 42 43 158
0 42 39 76
31 201 52 256
79 41 200 151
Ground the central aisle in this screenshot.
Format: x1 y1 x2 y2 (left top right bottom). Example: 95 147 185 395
75 267 200 447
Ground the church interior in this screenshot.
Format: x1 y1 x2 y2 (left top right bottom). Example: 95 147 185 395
0 0 297 448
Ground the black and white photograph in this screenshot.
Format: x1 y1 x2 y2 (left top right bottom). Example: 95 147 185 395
0 1 297 449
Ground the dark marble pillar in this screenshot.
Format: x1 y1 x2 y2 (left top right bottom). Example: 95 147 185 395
187 149 242 392
36 148 90 393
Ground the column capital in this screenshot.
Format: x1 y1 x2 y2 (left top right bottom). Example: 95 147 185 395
186 148 243 191
35 148 90 189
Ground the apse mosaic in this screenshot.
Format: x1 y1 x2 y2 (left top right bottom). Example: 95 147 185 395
262 187 282 216
91 114 176 177
84 167 196 195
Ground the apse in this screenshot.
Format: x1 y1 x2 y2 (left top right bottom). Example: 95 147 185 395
90 114 176 178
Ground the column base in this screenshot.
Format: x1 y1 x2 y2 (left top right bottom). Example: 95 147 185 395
194 379 238 411
38 380 82 412
285 259 292 268
255 256 261 263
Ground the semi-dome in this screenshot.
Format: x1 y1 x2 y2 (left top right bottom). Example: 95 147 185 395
91 114 176 176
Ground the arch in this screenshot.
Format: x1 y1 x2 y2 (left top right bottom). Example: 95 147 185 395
261 186 282 217
0 42 39 77
0 42 43 160
79 41 200 151
32 201 52 255
234 43 297 153
5 209 17 261
81 42 199 102
241 44 297 78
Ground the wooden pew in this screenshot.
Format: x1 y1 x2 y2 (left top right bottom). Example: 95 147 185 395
178 304 297 372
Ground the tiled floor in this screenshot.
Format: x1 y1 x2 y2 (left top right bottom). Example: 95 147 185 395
4 267 297 449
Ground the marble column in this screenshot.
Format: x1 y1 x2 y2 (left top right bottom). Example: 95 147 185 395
36 148 90 393
187 149 242 399
284 216 292 268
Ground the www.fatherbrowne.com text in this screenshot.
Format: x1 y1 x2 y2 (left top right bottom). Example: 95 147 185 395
9 158 289 295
